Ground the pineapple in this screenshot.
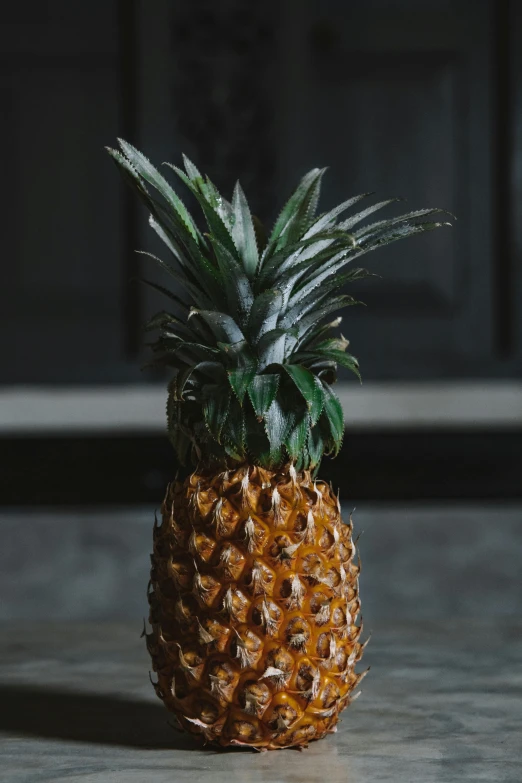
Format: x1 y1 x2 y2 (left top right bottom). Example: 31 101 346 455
107 140 449 750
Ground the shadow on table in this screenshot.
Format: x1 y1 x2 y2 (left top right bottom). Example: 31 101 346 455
0 684 203 750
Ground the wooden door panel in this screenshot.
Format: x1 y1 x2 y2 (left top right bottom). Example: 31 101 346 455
275 0 495 378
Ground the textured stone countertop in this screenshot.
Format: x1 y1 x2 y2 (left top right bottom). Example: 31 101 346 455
0 620 520 783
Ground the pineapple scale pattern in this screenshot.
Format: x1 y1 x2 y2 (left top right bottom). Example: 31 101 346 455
146 464 367 750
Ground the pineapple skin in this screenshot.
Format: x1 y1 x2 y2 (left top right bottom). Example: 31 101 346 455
146 464 366 750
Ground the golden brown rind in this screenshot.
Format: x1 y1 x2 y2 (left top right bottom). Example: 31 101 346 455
146 464 367 750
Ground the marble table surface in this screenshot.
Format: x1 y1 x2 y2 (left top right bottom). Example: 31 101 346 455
0 619 520 783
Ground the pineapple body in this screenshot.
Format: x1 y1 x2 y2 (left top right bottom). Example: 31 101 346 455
147 464 365 750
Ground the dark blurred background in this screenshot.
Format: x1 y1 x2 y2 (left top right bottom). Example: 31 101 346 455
0 1 521 621
3 0 522 386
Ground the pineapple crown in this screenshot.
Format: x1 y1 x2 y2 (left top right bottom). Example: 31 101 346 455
107 139 451 472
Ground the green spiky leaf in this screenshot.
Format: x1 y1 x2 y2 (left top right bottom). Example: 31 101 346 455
203 385 231 442
283 364 324 425
231 181 259 278
117 139 201 243
358 220 451 250
216 340 258 404
276 169 327 249
247 374 280 419
164 162 239 258
174 361 223 401
208 236 253 324
311 335 350 352
303 193 373 238
263 168 324 259
298 317 343 351
353 207 452 241
307 423 325 469
189 309 245 345
288 268 373 313
182 153 203 183
321 382 345 455
257 329 288 369
228 363 258 405
296 349 361 381
136 251 213 310
247 290 283 342
339 198 402 230
295 295 362 341
285 414 310 460
264 398 293 463
223 398 246 457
